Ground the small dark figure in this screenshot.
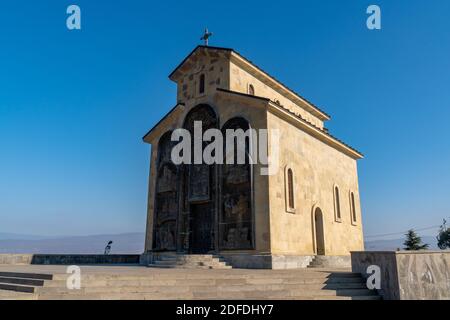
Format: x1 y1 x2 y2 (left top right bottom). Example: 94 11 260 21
104 240 113 255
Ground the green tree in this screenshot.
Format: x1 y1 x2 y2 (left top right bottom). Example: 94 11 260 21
437 219 450 250
403 229 429 251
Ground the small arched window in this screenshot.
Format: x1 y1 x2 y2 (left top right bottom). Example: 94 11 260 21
199 74 205 94
334 186 341 222
248 84 255 96
350 191 357 224
285 166 295 213
288 169 294 209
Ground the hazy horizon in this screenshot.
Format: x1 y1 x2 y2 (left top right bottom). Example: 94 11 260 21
1 1 450 239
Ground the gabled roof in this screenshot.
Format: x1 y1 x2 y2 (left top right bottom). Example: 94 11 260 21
168 45 233 80
216 88 363 160
142 103 185 142
168 45 331 121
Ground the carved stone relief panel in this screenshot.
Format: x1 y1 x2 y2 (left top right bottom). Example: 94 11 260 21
153 132 179 251
220 117 254 250
188 164 210 202
182 104 218 253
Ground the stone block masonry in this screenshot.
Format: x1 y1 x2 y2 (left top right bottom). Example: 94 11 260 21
351 251 450 300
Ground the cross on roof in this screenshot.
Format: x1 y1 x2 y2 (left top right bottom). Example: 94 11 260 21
200 28 213 46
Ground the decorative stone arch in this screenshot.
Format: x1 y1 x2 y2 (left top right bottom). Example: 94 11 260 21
311 204 326 255
284 165 296 214
180 104 219 254
333 183 342 223
219 117 255 250
220 113 257 162
152 131 179 251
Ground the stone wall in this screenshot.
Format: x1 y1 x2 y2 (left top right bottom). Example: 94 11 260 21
351 251 400 300
220 254 315 269
267 111 364 256
0 254 140 265
351 251 450 300
228 60 324 129
0 254 34 265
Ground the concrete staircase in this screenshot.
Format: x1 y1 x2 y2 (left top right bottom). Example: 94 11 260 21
147 254 232 269
0 271 54 300
308 256 351 269
0 268 381 300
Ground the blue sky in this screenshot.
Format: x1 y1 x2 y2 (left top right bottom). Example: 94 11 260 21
0 0 449 240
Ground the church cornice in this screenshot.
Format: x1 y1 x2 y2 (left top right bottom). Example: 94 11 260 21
215 88 363 159
268 101 364 160
216 87 271 102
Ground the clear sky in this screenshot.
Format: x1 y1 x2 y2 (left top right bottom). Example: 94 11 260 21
1 0 449 239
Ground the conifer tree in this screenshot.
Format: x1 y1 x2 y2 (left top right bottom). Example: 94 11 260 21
403 229 429 251
437 219 450 250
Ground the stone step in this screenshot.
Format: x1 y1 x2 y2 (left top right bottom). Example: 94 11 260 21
35 289 379 300
0 282 35 293
152 262 231 269
0 272 53 280
35 285 370 296
0 267 380 300
36 281 369 294
0 276 45 287
0 290 36 300
153 255 231 269
153 260 219 266
276 295 382 301
157 254 221 259
50 271 359 281
42 276 366 288
190 288 376 299
147 264 232 270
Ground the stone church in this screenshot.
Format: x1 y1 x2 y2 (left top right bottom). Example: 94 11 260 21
142 45 364 269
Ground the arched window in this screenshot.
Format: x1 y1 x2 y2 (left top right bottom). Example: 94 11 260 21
350 191 357 225
248 84 255 96
285 166 295 213
199 74 205 94
288 169 294 209
334 185 341 222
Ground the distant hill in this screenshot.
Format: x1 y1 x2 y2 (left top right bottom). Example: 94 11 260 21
0 233 54 241
0 232 442 254
365 236 439 251
0 233 145 254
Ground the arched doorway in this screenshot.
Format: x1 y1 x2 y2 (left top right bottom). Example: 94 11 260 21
314 208 325 255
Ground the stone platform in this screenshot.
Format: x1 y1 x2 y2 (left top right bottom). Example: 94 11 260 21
0 265 380 300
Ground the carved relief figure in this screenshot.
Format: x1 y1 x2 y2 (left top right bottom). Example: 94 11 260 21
182 104 218 253
153 132 179 251
220 117 254 250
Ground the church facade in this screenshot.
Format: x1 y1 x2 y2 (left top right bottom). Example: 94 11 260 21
142 46 364 269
